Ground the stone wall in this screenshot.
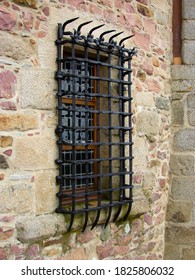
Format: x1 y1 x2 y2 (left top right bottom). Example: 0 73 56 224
165 0 195 260
0 0 172 260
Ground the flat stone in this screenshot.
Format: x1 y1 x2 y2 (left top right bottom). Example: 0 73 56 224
136 110 160 137
187 93 195 108
188 110 195 126
0 7 17 31
16 214 67 243
182 20 195 40
165 224 195 245
171 100 184 126
0 70 16 99
170 154 195 176
183 0 195 19
0 155 9 169
173 129 195 151
171 65 195 80
155 96 170 111
0 136 13 148
13 0 37 9
172 177 195 201
183 41 195 65
0 113 38 131
0 32 35 61
166 200 193 223
171 80 194 92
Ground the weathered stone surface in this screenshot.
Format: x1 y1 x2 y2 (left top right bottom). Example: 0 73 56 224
0 114 38 131
188 110 195 126
13 0 37 9
136 111 159 137
0 155 9 169
13 137 56 171
173 129 195 151
166 200 193 223
0 184 34 213
183 41 195 65
171 100 184 125
182 248 195 260
137 3 154 17
134 92 154 107
183 20 195 40
155 11 169 26
172 177 195 201
0 32 35 61
35 171 57 214
165 224 195 245
171 80 194 92
16 214 67 243
187 93 195 108
0 71 16 99
20 69 56 110
164 243 181 260
183 0 195 19
170 154 195 176
171 65 195 80
0 7 16 31
155 96 170 111
0 136 13 148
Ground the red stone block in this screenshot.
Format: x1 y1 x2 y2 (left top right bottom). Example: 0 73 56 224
0 227 14 241
0 247 7 260
0 71 17 99
0 7 17 31
0 101 17 110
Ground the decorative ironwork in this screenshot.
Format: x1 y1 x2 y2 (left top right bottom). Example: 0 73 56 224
55 18 136 231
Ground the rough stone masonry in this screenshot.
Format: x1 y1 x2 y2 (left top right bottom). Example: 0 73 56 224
0 0 172 260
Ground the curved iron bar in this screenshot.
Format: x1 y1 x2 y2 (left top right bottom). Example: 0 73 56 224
119 35 134 47
76 20 93 36
91 210 101 230
99 30 116 42
113 204 122 223
62 17 79 33
122 201 133 221
68 214 75 231
88 24 105 38
82 212 89 232
104 207 112 228
109 31 124 44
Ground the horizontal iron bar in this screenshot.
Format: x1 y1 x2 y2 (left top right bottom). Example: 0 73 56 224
62 170 133 180
61 141 133 147
61 92 132 101
62 155 133 164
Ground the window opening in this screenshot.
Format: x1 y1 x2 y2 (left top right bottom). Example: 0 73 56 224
56 18 136 231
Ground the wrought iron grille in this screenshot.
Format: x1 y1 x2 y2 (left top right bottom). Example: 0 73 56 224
55 18 136 231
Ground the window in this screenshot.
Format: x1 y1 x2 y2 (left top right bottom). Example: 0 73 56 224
56 18 136 231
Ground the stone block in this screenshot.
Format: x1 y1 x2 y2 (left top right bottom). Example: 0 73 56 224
155 96 170 111
0 113 38 131
166 200 193 223
182 248 195 260
173 129 195 151
164 243 181 260
170 154 195 176
172 177 195 201
171 79 194 92
171 100 184 126
0 70 16 99
20 69 56 110
35 171 58 214
183 41 195 65
0 136 13 148
16 214 67 243
187 93 195 108
183 0 195 19
0 155 9 169
13 0 37 9
155 11 170 26
0 7 16 31
182 20 195 40
13 137 57 171
188 110 195 126
171 65 195 80
0 184 34 214
136 110 160 137
165 224 195 245
0 32 35 61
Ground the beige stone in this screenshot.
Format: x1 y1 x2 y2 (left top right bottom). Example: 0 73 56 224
170 154 195 176
13 137 57 171
136 111 160 137
164 243 181 260
166 200 193 223
0 32 35 61
35 171 58 214
0 114 38 131
13 0 37 9
0 184 34 214
182 248 195 260
20 69 56 110
0 136 13 147
171 100 184 125
165 224 195 245
172 177 195 201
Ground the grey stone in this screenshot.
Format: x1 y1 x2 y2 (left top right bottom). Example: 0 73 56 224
164 243 181 260
188 110 195 126
183 0 195 19
170 154 195 176
171 65 195 80
16 214 67 243
155 96 170 111
183 41 195 65
166 200 193 223
182 248 195 260
0 155 9 169
173 129 195 151
136 111 159 137
155 10 169 25
171 100 184 125
172 177 195 201
165 224 195 245
182 20 195 40
171 79 195 92
187 93 195 108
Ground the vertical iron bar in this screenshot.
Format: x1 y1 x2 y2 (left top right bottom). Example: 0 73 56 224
104 50 113 228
